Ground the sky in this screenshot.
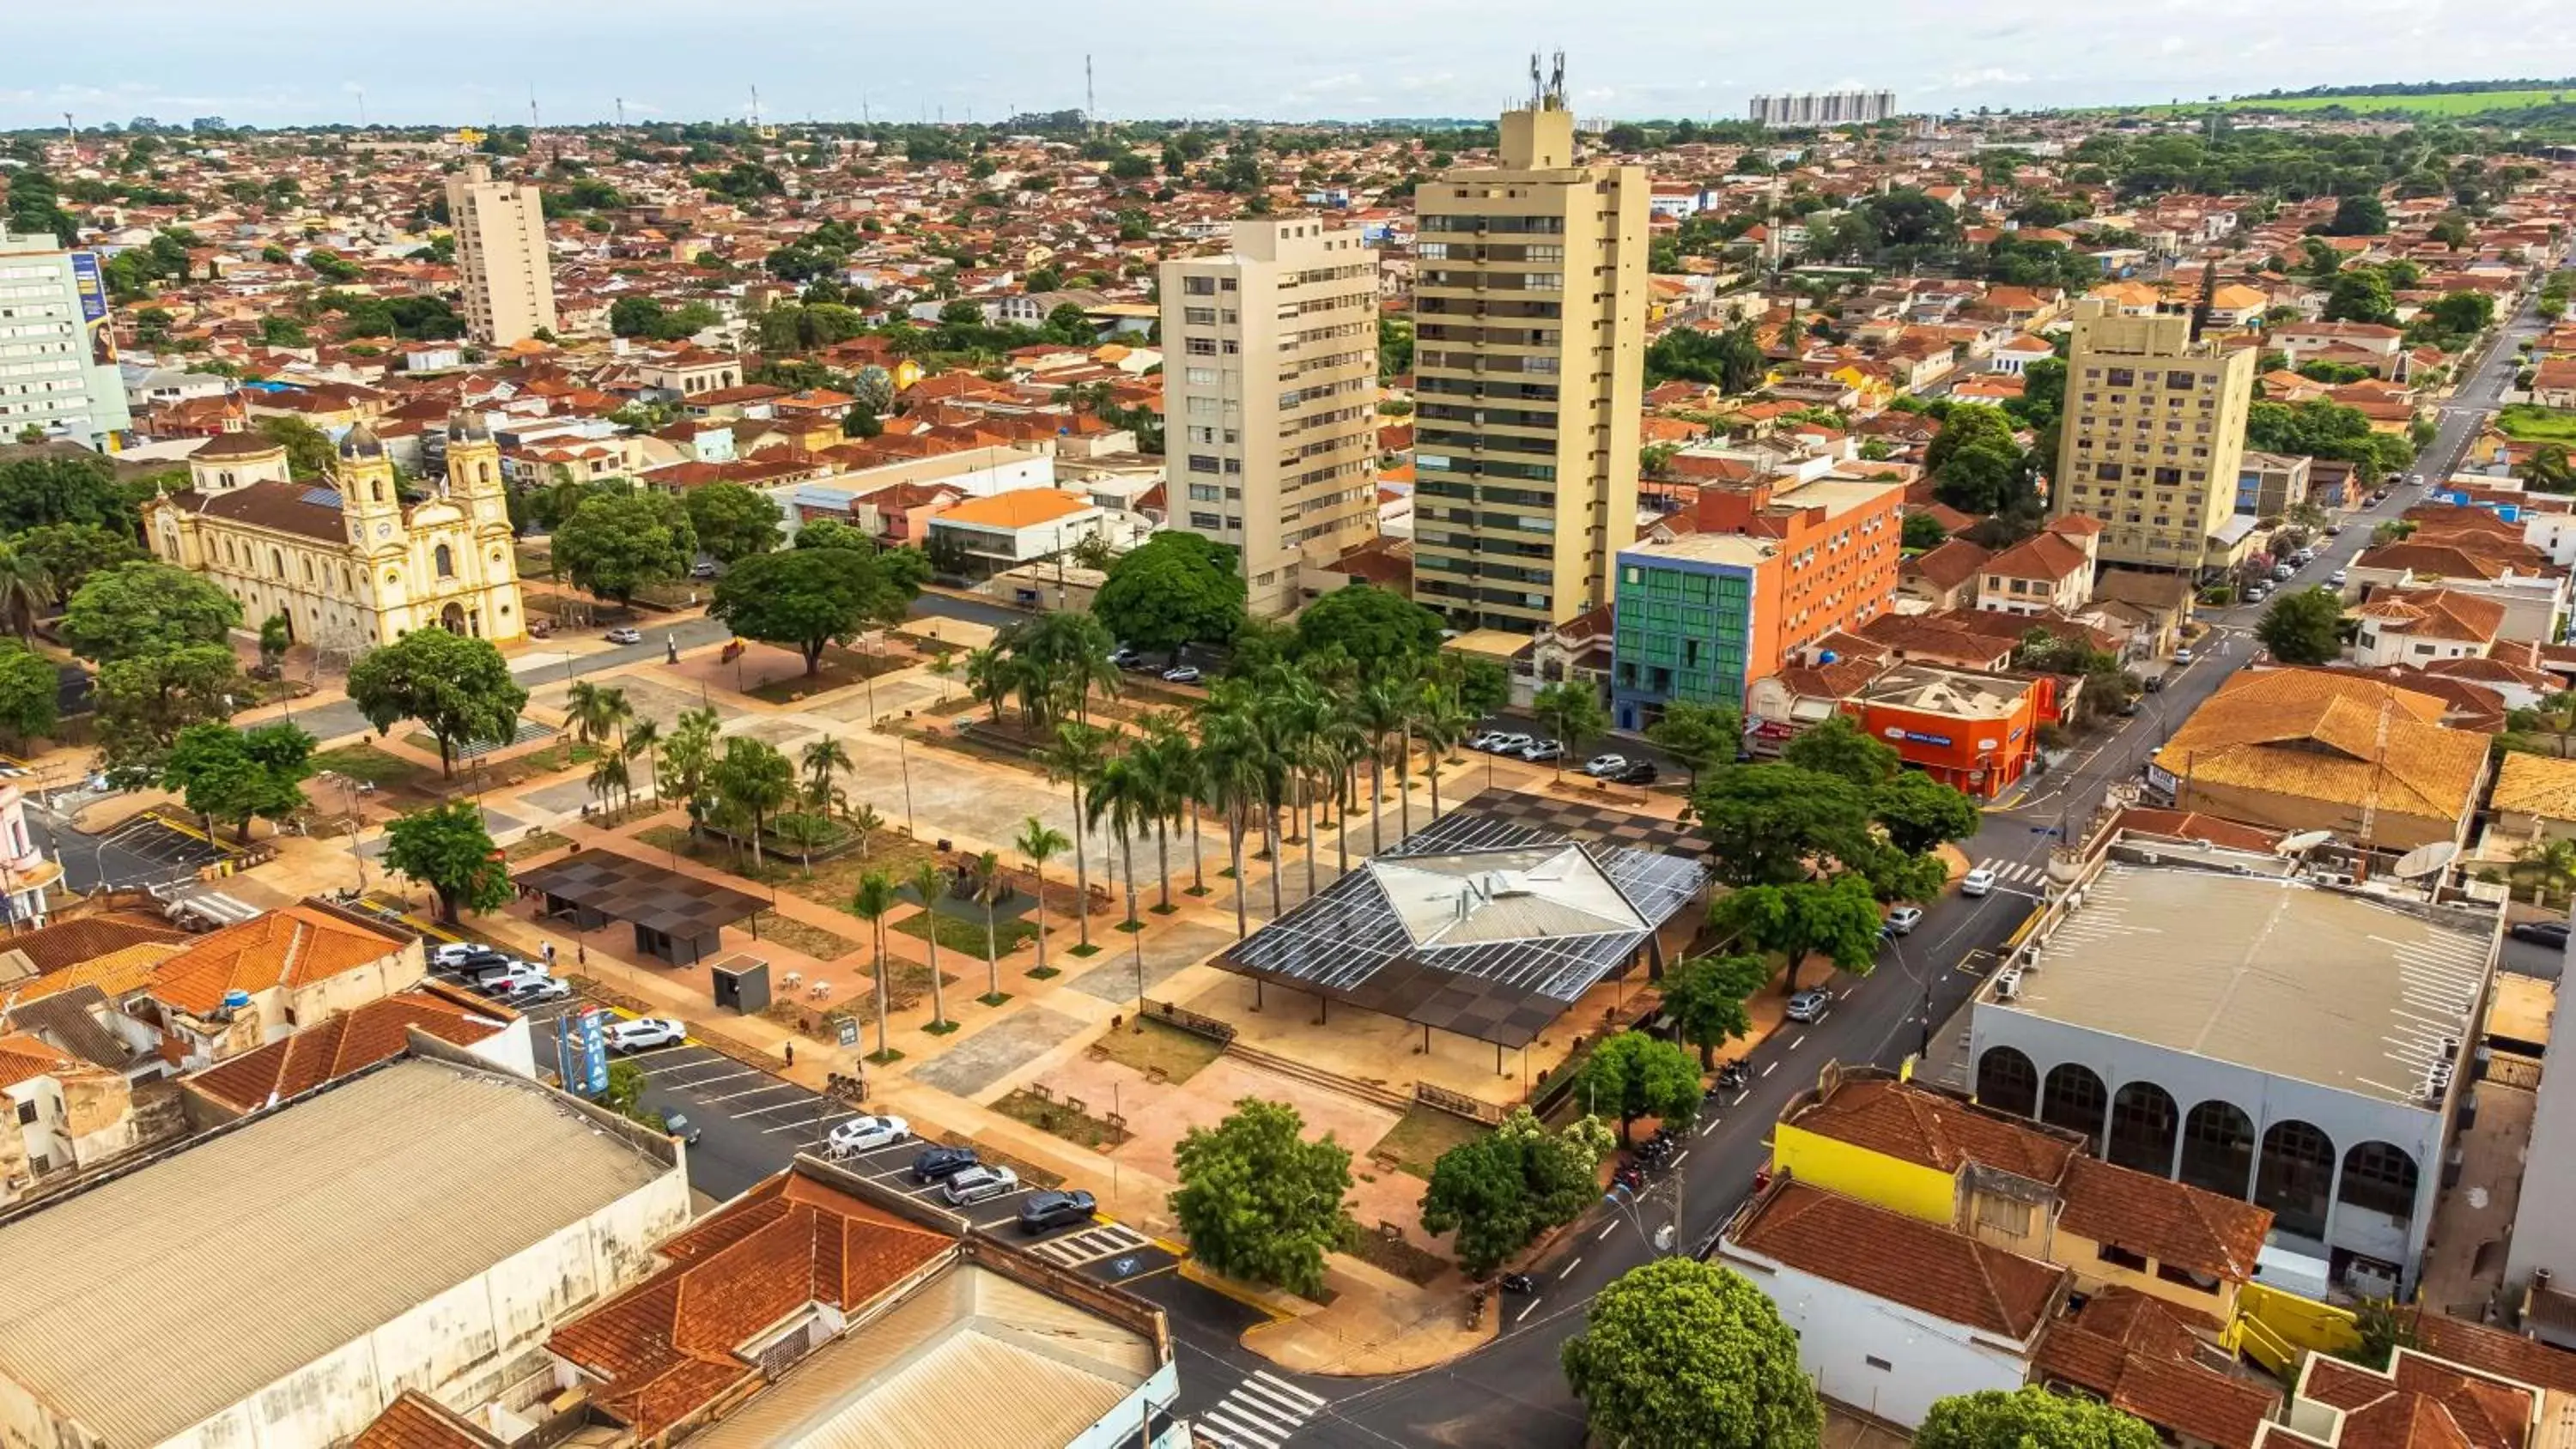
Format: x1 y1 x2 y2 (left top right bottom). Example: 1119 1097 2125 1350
6 0 2575 130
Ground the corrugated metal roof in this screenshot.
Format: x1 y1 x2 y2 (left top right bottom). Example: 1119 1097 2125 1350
0 1058 676 1446
685 1264 1154 1449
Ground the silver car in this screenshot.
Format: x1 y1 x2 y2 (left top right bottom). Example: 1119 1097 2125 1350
940 1164 1020 1205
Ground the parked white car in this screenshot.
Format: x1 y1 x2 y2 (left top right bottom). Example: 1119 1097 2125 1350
605 1017 687 1052
826 1115 911 1155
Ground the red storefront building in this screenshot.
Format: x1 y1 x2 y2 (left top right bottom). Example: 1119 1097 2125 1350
1840 663 2059 800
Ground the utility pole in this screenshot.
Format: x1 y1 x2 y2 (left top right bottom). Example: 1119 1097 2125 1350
615 96 625 129
1086 54 1097 133
355 88 367 129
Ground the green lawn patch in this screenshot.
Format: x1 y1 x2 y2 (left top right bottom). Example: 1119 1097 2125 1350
2498 404 2576 445
1367 1105 1489 1179
1091 1016 1224 1085
313 743 427 791
890 906 1036 959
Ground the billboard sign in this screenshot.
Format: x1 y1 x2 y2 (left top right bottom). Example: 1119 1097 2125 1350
70 253 116 366
576 1009 610 1095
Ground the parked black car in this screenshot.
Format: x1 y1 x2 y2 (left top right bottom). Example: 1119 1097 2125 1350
1609 761 1658 785
911 1145 981 1183
1017 1189 1098 1233
2511 919 2572 949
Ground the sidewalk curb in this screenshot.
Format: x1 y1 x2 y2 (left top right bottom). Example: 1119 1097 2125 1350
1178 1259 1297 1323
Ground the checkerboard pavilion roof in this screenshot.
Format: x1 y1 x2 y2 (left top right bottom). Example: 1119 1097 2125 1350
514 848 769 939
1221 793 1709 1048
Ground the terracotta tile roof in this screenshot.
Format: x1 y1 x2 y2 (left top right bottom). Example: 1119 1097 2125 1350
2301 1353 2539 1449
0 912 186 978
155 479 353 546
10 941 185 1003
184 984 513 1114
1 986 142 1071
148 906 410 1016
2058 1155 2272 1282
1905 539 1992 592
0 1032 94 1090
2036 1294 2276 1449
547 1171 953 1436
2160 669 2488 825
932 488 1092 530
1786 1075 2078 1183
2408 1313 2576 1397
2491 753 2576 822
2113 807 2287 853
352 1390 501 1449
1728 1180 2067 1340
1983 530 2091 583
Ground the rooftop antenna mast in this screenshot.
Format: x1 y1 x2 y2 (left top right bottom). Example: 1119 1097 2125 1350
615 96 626 128
355 88 367 129
1086 53 1097 134
62 112 74 144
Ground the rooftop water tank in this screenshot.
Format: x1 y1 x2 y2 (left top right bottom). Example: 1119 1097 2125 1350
221 989 252 1011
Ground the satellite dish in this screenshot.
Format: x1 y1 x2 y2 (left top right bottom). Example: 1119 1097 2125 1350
2275 830 2335 855
2391 841 2458 879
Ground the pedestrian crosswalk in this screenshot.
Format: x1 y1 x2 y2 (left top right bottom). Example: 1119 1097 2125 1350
1972 858 2047 888
1197 1370 1327 1449
1025 1220 1151 1270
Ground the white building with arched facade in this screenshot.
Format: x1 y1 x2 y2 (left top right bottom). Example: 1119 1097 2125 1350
144 415 526 656
1963 842 2494 1297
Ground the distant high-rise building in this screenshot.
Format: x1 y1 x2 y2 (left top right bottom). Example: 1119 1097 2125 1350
0 226 133 452
444 160 557 345
1159 218 1381 617
2053 298 2258 574
1747 90 1899 127
1412 88 1648 631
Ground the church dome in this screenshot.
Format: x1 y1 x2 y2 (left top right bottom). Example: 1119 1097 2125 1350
337 423 386 458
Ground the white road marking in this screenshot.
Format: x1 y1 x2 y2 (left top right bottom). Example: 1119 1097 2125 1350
1761 1061 1776 1077
697 1082 809 1105
1558 1256 1583 1281
1516 1295 1542 1324
1595 1222 1616 1241
733 1094 829 1119
762 1110 854 1135
1789 1034 1805 1052
1699 1114 1722 1138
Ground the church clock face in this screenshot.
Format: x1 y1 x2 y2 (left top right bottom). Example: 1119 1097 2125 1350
376 523 394 539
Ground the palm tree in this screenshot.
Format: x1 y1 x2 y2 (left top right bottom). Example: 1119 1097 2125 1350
1413 682 1474 822
1311 689 1367 877
659 706 722 834
1034 721 1110 950
566 681 634 760
848 800 884 860
799 736 853 817
2518 838 2576 907
1352 676 1408 856
972 849 1005 1002
851 870 899 1060
0 545 56 641
623 718 660 809
963 645 1011 722
714 737 794 870
1132 716 1191 912
1088 755 1157 933
908 859 951 1030
775 810 832 874
1016 815 1070 977
1196 696 1271 940
1270 674 1333 899
586 749 630 815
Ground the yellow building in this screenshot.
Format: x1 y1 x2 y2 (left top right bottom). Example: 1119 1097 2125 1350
146 416 527 653
1771 1067 2271 1326
2053 298 2258 575
1412 76 1648 630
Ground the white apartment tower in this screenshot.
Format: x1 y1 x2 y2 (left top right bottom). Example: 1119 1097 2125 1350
1411 88 1648 630
1158 217 1381 617
0 226 132 452
444 161 558 346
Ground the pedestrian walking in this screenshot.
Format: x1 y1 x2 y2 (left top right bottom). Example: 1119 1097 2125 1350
542 941 556 967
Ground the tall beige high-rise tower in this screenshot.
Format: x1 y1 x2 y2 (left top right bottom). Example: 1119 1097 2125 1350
2052 298 2258 574
1159 218 1381 617
444 160 557 346
1411 80 1647 630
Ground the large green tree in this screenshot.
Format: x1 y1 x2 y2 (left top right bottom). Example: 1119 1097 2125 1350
552 491 696 608
381 801 513 922
15 521 143 598
1169 1097 1356 1297
2257 585 2345 666
1574 1030 1702 1143
2324 267 2397 325
1561 1258 1822 1449
160 720 316 841
1691 763 1871 886
1419 1109 1610 1276
1662 953 1769 1068
0 640 59 745
682 482 782 563
344 627 529 777
0 454 143 534
94 645 244 777
1645 700 1741 786
1913 1387 2160 1449
1782 713 1899 791
1091 533 1246 661
61 561 240 662
1292 583 1443 670
1715 873 1886 991
708 543 927 676
1874 770 1984 857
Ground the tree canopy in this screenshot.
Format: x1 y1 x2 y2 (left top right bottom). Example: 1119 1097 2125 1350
553 491 697 606
1692 763 1872 886
1419 1109 1610 1276
94 645 243 778
1291 583 1444 671
1561 1258 1823 1449
0 640 60 745
160 720 315 841
708 543 927 676
1169 1096 1355 1297
2257 585 2346 665
1913 1387 2160 1449
681 482 782 563
61 561 240 662
1573 1030 1702 1142
344 627 529 777
0 454 148 534
382 802 513 922
1661 953 1769 1068
1091 532 1247 660
1714 874 1886 991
